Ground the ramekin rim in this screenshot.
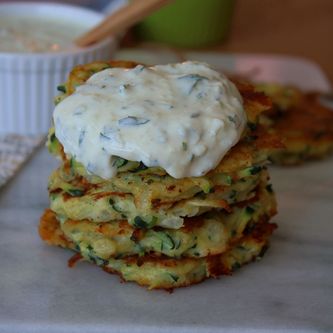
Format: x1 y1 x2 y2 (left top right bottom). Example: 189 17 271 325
0 1 115 58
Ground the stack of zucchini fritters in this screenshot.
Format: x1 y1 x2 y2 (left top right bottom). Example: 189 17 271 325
39 61 282 290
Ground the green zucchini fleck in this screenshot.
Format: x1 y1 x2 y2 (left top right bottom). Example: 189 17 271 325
243 223 256 235
57 84 66 93
133 216 148 229
47 130 61 155
174 238 182 249
169 273 179 282
247 122 257 131
232 262 241 271
133 216 157 229
258 245 269 259
50 133 56 143
109 198 123 213
189 243 197 250
244 135 258 143
249 166 262 175
229 190 237 200
199 179 213 194
238 165 263 178
130 162 148 173
67 189 84 197
112 157 128 168
155 232 175 251
245 206 255 215
266 184 273 193
213 174 233 186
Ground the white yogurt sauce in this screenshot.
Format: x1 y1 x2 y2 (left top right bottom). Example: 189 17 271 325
54 61 246 179
0 16 86 53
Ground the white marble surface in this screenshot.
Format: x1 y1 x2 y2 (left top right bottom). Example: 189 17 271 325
0 146 332 333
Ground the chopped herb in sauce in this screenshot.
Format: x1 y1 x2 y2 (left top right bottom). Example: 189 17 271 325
100 127 116 141
178 73 208 95
228 115 237 124
191 112 201 118
119 84 131 94
196 92 205 99
144 99 155 106
86 162 96 174
78 130 86 146
73 105 86 116
118 116 150 126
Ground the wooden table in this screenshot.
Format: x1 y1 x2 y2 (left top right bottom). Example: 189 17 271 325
124 0 332 87
219 0 332 85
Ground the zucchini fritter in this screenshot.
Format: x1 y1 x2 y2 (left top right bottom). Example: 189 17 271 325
257 83 333 164
39 210 276 290
41 183 275 259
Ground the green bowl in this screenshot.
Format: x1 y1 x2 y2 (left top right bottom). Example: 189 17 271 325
135 0 235 48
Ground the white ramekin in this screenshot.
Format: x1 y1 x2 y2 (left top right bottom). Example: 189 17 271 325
0 2 117 135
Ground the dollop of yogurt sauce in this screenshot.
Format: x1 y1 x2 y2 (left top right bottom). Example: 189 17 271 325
54 61 246 179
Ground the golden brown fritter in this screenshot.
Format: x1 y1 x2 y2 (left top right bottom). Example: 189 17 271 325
257 83 333 164
40 183 276 259
39 210 276 290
